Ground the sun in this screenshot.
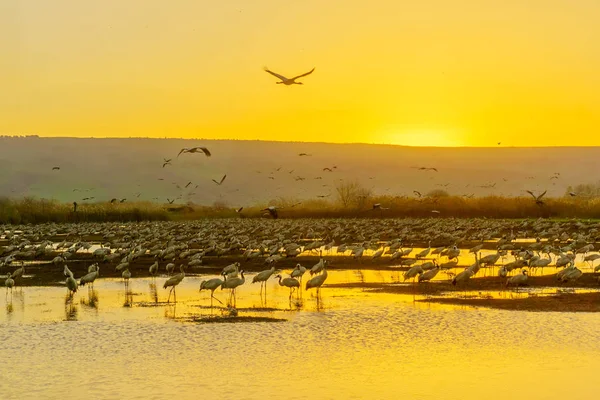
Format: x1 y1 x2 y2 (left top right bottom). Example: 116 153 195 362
380 128 464 147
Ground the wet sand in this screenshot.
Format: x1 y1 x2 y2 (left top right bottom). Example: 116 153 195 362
418 292 600 312
187 315 287 323
327 273 600 293
327 274 600 312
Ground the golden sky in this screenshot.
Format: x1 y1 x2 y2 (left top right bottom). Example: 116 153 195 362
2 0 600 146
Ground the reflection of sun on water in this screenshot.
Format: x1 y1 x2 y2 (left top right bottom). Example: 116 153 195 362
382 129 464 147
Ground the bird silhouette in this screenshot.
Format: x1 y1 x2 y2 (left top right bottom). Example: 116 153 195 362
263 67 315 85
526 190 547 206
178 146 211 157
212 175 227 185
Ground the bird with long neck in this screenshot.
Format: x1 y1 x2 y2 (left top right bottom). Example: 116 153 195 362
200 278 225 308
221 270 245 307
163 265 185 303
275 274 300 300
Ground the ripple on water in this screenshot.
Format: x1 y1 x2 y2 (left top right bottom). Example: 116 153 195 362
1 273 600 399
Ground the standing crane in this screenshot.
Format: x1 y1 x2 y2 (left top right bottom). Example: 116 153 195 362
163 266 185 303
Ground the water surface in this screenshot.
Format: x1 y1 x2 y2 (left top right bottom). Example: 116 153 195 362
1 271 599 400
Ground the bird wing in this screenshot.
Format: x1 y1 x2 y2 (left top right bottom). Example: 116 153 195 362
537 190 547 200
431 168 438 172
525 190 537 199
263 67 289 81
220 175 227 184
177 148 187 157
291 67 315 80
200 147 211 157
413 191 422 197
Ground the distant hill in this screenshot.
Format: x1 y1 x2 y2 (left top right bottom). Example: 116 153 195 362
1 137 598 206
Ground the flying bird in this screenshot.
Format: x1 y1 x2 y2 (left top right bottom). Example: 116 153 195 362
413 191 422 198
177 146 211 157
262 206 279 219
526 190 547 206
167 198 175 204
263 66 315 85
298 153 311 156
372 203 389 210
52 166 60 171
323 167 333 172
212 175 227 185
163 158 172 168
412 167 438 172
235 207 244 213
185 181 192 188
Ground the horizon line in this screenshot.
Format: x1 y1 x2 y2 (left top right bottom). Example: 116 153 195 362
2 134 600 149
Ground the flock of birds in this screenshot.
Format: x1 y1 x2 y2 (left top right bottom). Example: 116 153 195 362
2 217 600 314
38 63 574 210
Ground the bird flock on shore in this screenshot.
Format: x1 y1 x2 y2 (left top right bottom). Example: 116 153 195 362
3 218 600 314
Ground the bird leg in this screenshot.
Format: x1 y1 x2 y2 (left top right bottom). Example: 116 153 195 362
166 287 173 303
211 292 223 306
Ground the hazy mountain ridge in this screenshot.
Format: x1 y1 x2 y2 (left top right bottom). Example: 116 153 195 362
1 137 597 206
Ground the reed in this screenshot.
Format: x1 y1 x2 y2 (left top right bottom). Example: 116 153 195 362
2 195 600 223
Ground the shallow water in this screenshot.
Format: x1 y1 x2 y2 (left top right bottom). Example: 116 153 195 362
1 270 599 400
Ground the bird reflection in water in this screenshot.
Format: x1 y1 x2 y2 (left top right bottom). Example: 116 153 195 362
164 302 177 319
64 294 78 321
12 290 25 312
5 299 14 315
80 289 99 309
123 286 133 308
149 283 158 304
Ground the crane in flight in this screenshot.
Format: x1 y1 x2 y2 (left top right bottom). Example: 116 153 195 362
178 146 211 157
263 67 315 85
212 175 227 185
526 190 547 206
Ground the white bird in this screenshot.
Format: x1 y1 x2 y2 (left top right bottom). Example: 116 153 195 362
163 266 185 303
200 278 225 308
263 66 315 85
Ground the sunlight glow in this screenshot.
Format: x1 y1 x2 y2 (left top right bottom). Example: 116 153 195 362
381 129 465 147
